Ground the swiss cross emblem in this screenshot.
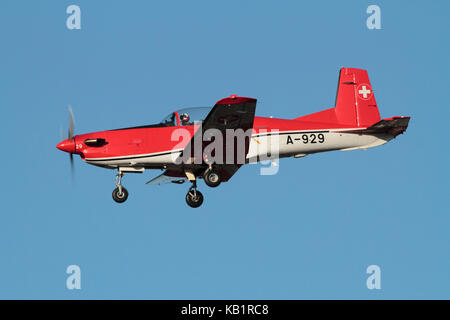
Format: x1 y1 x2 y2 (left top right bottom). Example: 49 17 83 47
357 83 372 100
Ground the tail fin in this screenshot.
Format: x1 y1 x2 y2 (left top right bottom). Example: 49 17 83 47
294 68 381 127
335 67 381 127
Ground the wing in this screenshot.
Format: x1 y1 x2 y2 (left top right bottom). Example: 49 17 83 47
178 95 257 181
202 96 257 132
146 170 187 185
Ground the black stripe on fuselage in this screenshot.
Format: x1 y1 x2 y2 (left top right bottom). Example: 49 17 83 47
86 150 178 162
253 130 329 137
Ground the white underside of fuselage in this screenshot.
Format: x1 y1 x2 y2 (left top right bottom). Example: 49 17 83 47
84 129 394 170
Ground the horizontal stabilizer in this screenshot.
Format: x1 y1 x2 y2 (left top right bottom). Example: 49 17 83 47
365 116 410 136
341 116 410 137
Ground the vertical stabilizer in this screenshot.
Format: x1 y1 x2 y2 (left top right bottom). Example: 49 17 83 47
335 68 381 127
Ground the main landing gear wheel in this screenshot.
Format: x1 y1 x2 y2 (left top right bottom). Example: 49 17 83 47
184 173 204 208
112 187 128 203
203 169 221 188
185 189 204 208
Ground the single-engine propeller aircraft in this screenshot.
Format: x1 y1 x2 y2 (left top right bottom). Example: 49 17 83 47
56 68 410 208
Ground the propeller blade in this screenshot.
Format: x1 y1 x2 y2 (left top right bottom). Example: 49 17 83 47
70 153 75 180
68 106 75 181
68 105 74 140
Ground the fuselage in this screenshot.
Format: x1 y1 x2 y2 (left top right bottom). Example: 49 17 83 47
66 115 393 170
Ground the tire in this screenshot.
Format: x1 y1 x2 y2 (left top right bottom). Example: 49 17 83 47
185 190 204 208
203 170 221 188
112 187 128 203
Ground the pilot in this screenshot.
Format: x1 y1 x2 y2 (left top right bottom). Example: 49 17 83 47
180 113 190 125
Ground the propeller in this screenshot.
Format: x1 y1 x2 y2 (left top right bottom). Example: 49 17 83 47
68 106 75 176
58 105 76 180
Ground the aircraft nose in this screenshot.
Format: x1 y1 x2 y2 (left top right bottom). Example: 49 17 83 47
56 139 76 153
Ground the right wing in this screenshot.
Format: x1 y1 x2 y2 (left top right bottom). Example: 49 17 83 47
178 95 257 166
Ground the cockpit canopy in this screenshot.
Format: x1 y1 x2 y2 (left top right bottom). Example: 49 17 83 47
159 107 211 127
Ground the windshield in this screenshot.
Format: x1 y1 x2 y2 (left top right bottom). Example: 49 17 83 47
159 112 176 126
177 107 211 126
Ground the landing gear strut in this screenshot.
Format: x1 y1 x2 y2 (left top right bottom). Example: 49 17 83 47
185 180 204 208
112 172 128 203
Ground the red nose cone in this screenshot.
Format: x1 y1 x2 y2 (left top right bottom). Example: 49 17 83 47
56 139 75 153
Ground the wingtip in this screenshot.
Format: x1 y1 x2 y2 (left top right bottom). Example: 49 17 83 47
215 95 257 105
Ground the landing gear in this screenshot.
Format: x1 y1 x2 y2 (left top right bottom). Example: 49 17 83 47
203 168 221 188
112 172 128 203
112 186 128 203
185 180 204 208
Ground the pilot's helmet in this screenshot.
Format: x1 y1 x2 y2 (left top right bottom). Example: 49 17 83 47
180 113 190 122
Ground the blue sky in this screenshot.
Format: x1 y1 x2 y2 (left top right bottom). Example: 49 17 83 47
0 0 449 299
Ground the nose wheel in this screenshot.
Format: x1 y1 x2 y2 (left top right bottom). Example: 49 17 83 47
185 180 204 208
112 172 128 203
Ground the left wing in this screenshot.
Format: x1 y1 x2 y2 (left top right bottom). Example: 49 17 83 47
146 170 187 185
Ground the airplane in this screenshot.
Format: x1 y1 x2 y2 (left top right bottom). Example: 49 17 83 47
56 67 410 208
